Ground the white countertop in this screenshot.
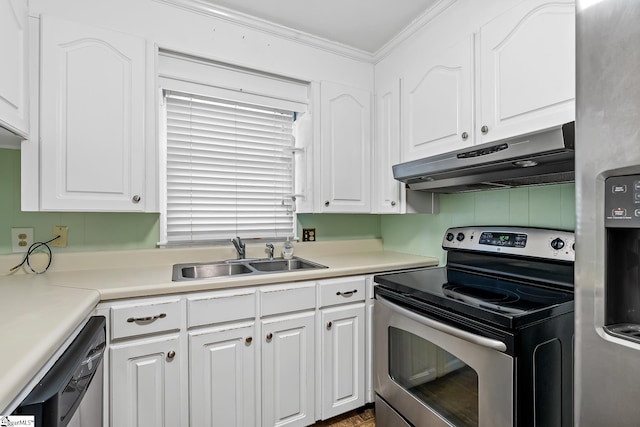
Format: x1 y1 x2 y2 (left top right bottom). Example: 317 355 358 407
0 239 438 412
0 281 100 413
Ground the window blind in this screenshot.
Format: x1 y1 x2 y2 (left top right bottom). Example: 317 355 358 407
165 91 296 243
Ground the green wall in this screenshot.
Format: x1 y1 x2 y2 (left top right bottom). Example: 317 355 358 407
0 149 160 254
296 214 381 241
1 148 575 259
381 183 576 264
0 149 381 255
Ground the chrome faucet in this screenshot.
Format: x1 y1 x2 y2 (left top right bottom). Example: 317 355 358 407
231 236 246 259
266 243 275 260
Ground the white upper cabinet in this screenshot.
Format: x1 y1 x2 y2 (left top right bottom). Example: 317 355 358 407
319 81 372 213
478 0 575 143
0 0 29 138
395 0 575 164
402 35 475 160
38 15 150 211
373 79 401 213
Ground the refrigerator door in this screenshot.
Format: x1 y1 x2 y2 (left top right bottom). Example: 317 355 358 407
576 0 640 425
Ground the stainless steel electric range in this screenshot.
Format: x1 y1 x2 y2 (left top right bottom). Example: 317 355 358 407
373 226 575 427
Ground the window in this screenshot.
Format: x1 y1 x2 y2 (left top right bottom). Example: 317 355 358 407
157 51 309 246
163 92 297 244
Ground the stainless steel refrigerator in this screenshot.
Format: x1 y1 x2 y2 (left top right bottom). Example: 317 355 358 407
575 1 640 425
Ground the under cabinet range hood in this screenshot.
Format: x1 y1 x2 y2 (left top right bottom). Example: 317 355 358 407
393 122 575 193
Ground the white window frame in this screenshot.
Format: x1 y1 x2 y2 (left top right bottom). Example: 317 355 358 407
157 51 310 246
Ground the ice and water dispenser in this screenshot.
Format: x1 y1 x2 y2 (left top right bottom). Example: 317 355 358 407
604 174 640 342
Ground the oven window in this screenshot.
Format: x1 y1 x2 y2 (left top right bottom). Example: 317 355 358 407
388 327 478 427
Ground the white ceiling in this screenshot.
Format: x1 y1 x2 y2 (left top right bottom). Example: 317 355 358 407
203 0 441 53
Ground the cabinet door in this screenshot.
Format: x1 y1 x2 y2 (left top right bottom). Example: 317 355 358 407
189 323 256 427
261 312 315 427
0 0 28 137
320 304 365 419
374 80 401 213
110 334 181 427
365 299 374 404
39 16 147 211
402 35 474 161
320 81 371 213
479 0 575 143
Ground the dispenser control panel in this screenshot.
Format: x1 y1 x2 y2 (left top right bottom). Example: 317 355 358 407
605 175 640 227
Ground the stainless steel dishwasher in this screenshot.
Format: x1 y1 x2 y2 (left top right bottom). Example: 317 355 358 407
13 316 106 427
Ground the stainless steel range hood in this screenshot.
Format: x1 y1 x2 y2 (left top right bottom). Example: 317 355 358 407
393 122 575 193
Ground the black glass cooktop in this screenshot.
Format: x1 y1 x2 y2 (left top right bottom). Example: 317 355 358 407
374 266 574 329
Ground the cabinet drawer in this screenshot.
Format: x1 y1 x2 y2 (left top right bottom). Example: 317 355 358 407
187 289 256 327
319 276 366 307
260 282 316 316
111 299 181 339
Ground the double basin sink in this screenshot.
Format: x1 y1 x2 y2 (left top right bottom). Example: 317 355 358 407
172 257 328 281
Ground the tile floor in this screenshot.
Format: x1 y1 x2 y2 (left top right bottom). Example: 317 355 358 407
313 406 375 427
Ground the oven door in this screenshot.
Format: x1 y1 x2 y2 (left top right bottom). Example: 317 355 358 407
374 296 513 427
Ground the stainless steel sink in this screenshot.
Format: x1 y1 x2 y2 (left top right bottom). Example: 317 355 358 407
249 258 326 272
176 262 253 280
172 257 327 281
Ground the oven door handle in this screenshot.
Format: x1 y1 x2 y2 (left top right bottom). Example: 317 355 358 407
379 296 507 352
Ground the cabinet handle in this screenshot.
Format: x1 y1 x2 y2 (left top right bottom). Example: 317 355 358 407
327 321 332 329
336 290 358 297
127 313 167 323
461 132 469 141
266 333 273 342
391 201 396 207
245 337 253 344
167 350 176 359
132 195 141 203
324 201 330 207
481 125 489 135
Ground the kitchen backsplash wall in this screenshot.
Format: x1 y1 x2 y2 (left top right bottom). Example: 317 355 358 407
381 183 576 264
2 149 574 257
297 214 381 241
1 149 160 254
0 149 381 254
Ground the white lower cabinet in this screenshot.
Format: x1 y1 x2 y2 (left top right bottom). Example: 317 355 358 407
102 275 379 427
107 296 183 427
262 312 316 427
364 276 375 404
318 276 366 419
320 304 365 419
110 334 182 427
189 322 256 427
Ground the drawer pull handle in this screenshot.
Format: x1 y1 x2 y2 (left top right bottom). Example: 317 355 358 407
266 333 273 342
246 337 253 344
336 290 358 297
327 321 332 329
127 313 167 323
167 350 176 359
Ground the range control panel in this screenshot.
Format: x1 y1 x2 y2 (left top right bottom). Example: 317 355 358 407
605 175 640 227
442 226 575 262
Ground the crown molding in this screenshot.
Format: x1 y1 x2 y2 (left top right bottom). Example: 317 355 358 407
153 0 375 62
372 0 457 63
154 0 457 65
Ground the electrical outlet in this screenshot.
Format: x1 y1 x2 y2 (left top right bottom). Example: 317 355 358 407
302 228 316 242
51 226 69 247
11 227 34 253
